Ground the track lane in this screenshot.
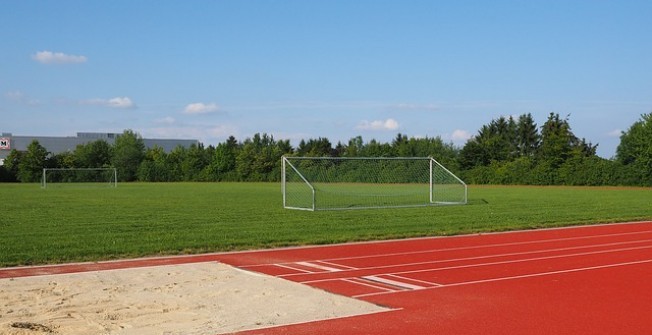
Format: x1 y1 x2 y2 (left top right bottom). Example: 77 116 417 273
2 221 652 335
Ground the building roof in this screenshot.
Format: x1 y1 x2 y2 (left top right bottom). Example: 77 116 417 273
0 132 199 160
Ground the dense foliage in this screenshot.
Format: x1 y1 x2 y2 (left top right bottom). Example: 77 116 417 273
1 113 651 186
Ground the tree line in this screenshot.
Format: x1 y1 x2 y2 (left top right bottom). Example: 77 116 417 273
2 112 651 186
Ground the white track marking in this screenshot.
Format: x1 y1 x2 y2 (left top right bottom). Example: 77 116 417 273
283 238 652 278
316 229 652 264
385 274 443 287
318 260 358 270
295 261 344 272
240 223 652 270
301 244 652 284
354 258 652 298
341 278 397 293
274 263 314 273
386 244 652 278
362 275 425 290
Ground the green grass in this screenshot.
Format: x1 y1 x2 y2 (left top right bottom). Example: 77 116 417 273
0 183 650 267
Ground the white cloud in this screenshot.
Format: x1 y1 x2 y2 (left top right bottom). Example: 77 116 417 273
183 102 219 114
451 129 472 141
5 91 24 101
4 90 40 105
32 51 87 64
82 97 135 109
607 129 622 137
356 118 400 131
107 97 135 108
146 124 238 143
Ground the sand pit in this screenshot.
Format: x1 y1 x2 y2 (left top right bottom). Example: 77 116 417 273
0 262 386 335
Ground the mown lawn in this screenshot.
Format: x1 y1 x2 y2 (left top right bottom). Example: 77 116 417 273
0 183 650 267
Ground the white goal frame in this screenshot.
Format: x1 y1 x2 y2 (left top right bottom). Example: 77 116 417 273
281 156 467 211
41 168 118 188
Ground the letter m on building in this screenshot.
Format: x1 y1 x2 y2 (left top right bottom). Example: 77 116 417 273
0 138 10 150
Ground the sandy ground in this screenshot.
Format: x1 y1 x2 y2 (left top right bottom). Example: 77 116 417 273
0 262 386 335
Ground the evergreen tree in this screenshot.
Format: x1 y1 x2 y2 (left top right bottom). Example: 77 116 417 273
538 113 596 168
516 113 540 157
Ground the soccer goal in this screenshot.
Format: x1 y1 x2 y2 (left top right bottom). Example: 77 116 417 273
282 156 467 211
41 168 118 188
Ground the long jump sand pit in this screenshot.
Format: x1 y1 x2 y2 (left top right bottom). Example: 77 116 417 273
0 262 386 335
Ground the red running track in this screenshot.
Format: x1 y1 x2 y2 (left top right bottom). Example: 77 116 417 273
2 221 652 334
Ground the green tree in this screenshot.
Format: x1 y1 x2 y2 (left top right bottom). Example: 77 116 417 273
616 113 652 185
538 113 596 169
459 116 519 168
344 136 364 157
112 130 145 181
360 139 392 157
17 140 49 182
138 146 170 182
297 137 334 156
516 113 540 157
3 149 23 181
210 136 239 181
74 140 113 168
236 133 291 181
181 143 210 181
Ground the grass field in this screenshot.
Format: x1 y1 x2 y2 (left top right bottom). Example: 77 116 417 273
0 183 650 267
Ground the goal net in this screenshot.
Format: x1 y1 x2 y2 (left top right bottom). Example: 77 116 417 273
41 168 118 188
282 157 467 211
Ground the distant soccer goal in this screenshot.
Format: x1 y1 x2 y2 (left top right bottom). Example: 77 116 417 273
281 156 467 211
41 168 118 188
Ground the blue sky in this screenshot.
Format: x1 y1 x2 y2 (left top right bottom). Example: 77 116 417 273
1 1 651 158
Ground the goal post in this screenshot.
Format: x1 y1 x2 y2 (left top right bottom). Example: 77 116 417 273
41 168 118 188
282 156 467 211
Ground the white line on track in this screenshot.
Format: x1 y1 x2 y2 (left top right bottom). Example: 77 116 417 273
273 263 314 273
306 229 652 265
295 261 344 272
282 238 652 278
362 275 425 290
318 260 358 270
385 274 443 287
353 258 652 298
301 244 652 285
341 278 397 293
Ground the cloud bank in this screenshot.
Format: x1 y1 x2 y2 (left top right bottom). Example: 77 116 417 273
451 129 472 141
356 118 400 131
83 97 135 109
32 51 87 64
183 103 219 114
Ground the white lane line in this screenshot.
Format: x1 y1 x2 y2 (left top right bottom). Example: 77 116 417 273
301 244 652 285
296 261 343 272
309 229 652 264
274 263 314 273
342 278 397 293
318 260 358 270
362 275 425 290
354 258 652 298
385 274 443 287
285 238 652 278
